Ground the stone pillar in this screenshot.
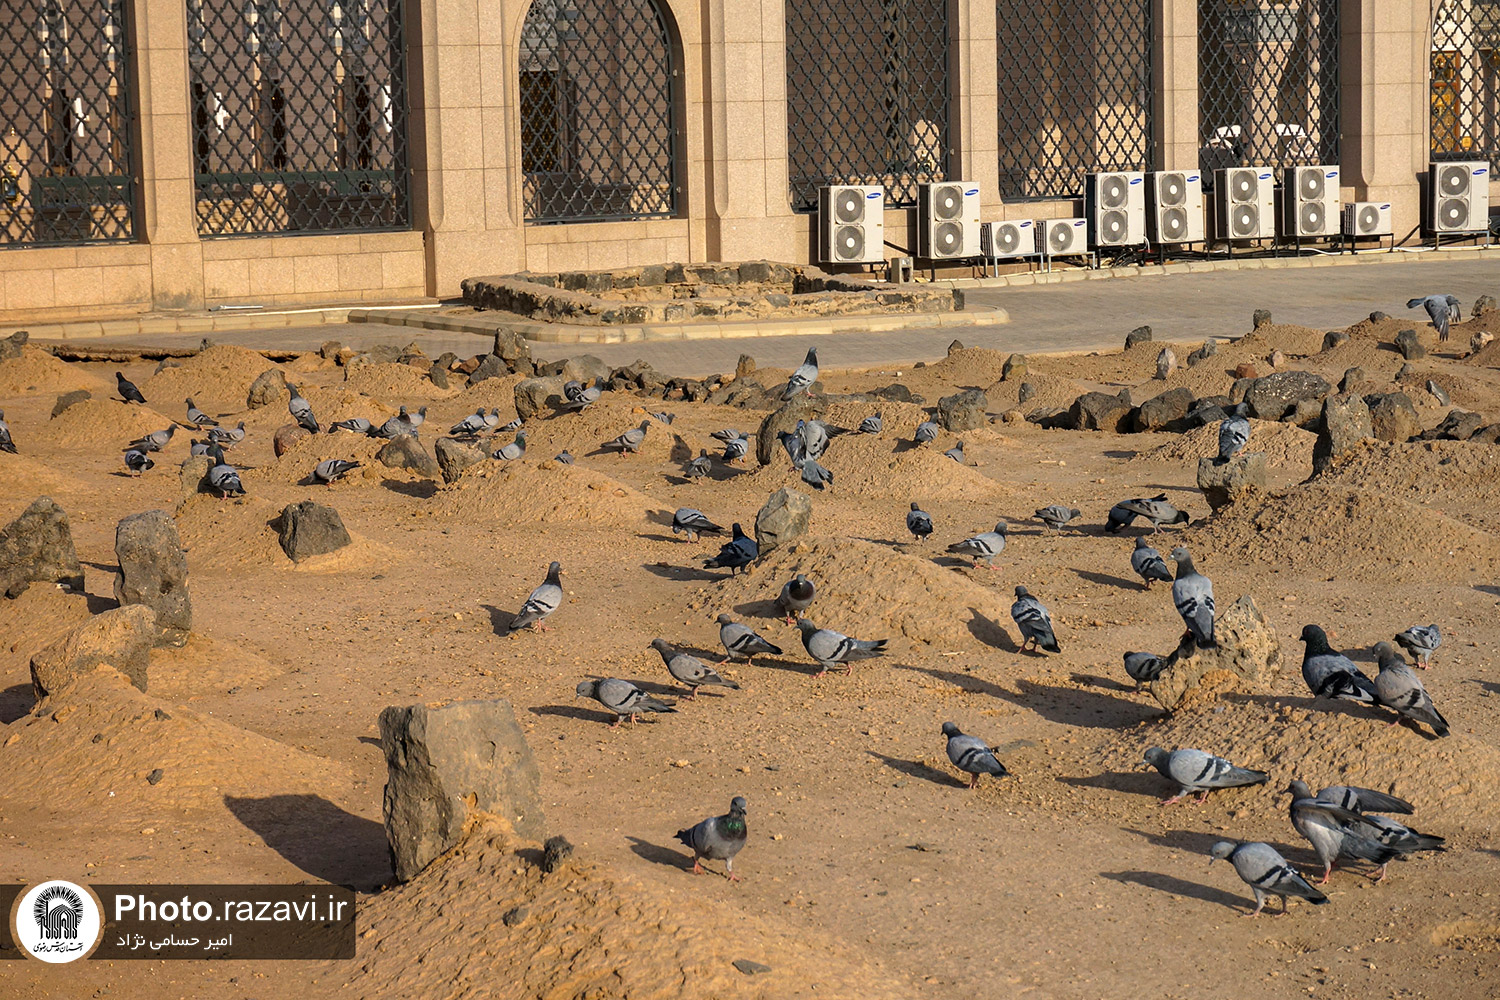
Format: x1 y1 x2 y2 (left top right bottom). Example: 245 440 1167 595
1155 0 1201 173
953 0 1001 218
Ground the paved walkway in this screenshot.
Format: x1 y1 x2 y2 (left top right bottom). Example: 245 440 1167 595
40 254 1499 375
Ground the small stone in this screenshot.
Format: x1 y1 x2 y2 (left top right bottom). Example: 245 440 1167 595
1134 387 1195 432
1197 454 1267 511
146 768 164 785
273 422 311 458
733 960 772 976
0 496 85 599
1339 367 1366 393
319 340 344 360
153 708 170 720
30 604 156 698
376 436 441 479
755 488 812 554
1427 380 1450 406
51 389 91 418
276 501 352 561
1124 325 1152 349
1001 354 1028 381
1068 391 1132 432
541 834 574 874
1367 393 1420 443
246 368 288 408
428 362 449 390
113 509 191 647
1233 363 1258 380
1017 382 1036 404
1312 393 1373 474
467 354 508 386
1395 329 1426 360
937 388 988 432
434 438 487 484
1369 310 1387 322
501 906 528 927
735 354 757 377
0 330 28 360
947 339 965 356
1322 331 1349 352
1252 309 1272 329
1244 371 1333 421
514 375 568 420
1185 338 1218 367
1474 294 1496 317
178 456 210 499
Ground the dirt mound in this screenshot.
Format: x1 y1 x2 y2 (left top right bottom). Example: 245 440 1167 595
342 362 458 401
519 402 698 465
1141 419 1315 474
247 430 392 486
0 347 109 396
1468 338 1500 368
983 372 1087 415
1316 441 1500 534
1244 323 1332 356
174 493 292 571
433 457 658 527
447 373 528 420
140 345 284 405
0 450 90 494
149 634 285 698
818 432 1013 500
889 346 1010 394
0 585 91 680
343 816 909 1000
31 398 179 450
819 398 928 438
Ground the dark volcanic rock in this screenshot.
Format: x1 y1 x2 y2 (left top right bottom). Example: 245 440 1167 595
113 510 191 647
277 501 353 561
0 497 84 599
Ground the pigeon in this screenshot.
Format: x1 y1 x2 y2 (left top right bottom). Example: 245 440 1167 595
649 411 675 425
914 420 939 445
703 523 757 574
1372 641 1449 737
1155 346 1176 380
684 451 713 480
449 408 491 437
1345 814 1446 881
1286 779 1401 883
800 458 833 491
796 619 887 676
775 574 815 624
722 435 749 464
189 439 212 457
493 430 527 461
781 347 819 400
1011 586 1059 653
123 448 154 475
671 508 723 541
312 458 360 485
1407 294 1462 341
375 406 425 439
675 796 747 880
574 678 675 728
941 722 1010 788
858 412 882 434
947 522 1007 569
777 429 806 469
1130 536 1174 588
716 614 782 665
1034 505 1080 532
906 502 934 542
328 417 373 435
0 410 12 454
1298 625 1378 703
1123 651 1166 689
128 425 176 453
1217 405 1250 464
207 421 247 447
943 441 966 464
494 415 518 434
205 445 244 498
185 398 218 428
403 405 427 431
506 561 562 633
561 379 603 412
1170 547 1215 648
710 428 745 443
1394 625 1441 669
287 383 319 433
1112 495 1190 533
604 420 650 455
651 639 740 699
554 450 574 465
1143 747 1269 805
1314 785 1414 816
1208 840 1328 917
116 372 146 404
796 419 829 462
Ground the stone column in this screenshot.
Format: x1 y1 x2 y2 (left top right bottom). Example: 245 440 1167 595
1155 0 1200 173
953 0 1000 216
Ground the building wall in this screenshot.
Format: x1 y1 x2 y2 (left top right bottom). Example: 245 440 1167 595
0 0 1479 323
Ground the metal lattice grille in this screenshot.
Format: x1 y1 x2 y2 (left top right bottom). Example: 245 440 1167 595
188 0 409 236
0 0 137 247
996 1 1154 201
1432 0 1500 172
1198 0 1339 176
786 0 949 212
519 0 678 225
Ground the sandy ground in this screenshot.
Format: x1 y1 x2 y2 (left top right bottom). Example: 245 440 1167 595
1 312 1498 999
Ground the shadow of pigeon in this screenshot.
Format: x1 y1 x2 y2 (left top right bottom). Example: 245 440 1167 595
867 751 966 788
1071 567 1142 590
1057 771 1162 798
1099 870 1250 912
626 835 691 872
529 704 616 724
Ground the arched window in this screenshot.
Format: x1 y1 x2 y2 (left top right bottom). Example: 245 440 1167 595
1197 0 1339 175
996 0 1154 201
1432 0 1500 171
519 0 679 224
785 0 950 212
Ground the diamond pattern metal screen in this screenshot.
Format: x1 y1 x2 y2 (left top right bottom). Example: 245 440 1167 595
1198 0 1340 177
1432 0 1500 172
519 0 678 225
0 0 137 247
996 1 1155 201
786 0 950 212
188 0 409 236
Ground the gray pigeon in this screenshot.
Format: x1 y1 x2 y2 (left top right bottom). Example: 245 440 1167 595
716 614 782 665
1407 294 1461 341
116 371 146 404
312 458 360 484
185 398 218 428
1208 840 1328 917
481 410 504 432
943 441 966 464
796 619 888 677
1372 641 1449 736
776 573 815 624
671 507 723 541
604 421 650 455
287 384 319 433
906 502 934 542
1298 625 1378 703
375 406 422 439
1122 651 1166 689
328 417 372 435
710 429 745 444
722 435 749 464
1170 547 1215 648
947 522 1007 569
1217 405 1250 464
858 412 882 434
493 430 527 461
1315 785 1414 816
207 420 247 447
507 561 562 633
703 523 757 574
562 379 603 412
496 418 522 433
651 639 740 698
914 420 939 445
554 450 574 465
1394 625 1441 669
1287 779 1401 883
800 458 833 491
1034 505 1080 532
1345 814 1446 881
189 439 211 457
777 429 806 470
796 419 829 462
675 796 747 880
1131 536 1174 588
1116 496 1190 533
0 410 12 454
575 678 676 728
649 411 674 425
781 348 819 400
1011 585 1059 653
1143 746 1268 805
123 448 154 475
128 425 176 453
941 722 1010 788
205 445 243 497
684 451 713 480
449 408 490 437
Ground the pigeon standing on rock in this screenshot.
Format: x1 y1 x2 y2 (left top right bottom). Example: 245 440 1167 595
1208 840 1328 917
1011 586 1060 653
671 508 723 541
287 384 319 433
1217 404 1250 464
1130 537 1174 589
0 411 14 454
796 619 888 676
1407 294 1462 341
675 796 747 880
1143 747 1268 805
1155 347 1176 380
948 522 1007 569
493 430 527 461
1123 651 1166 689
716 614 782 665
205 444 244 498
575 678 675 728
123 448 154 475
128 425 175 453
858 412 883 434
775 573 815 624
1034 505 1081 532
651 639 740 699
312 458 360 485
1395 625 1441 669
604 421 650 455
781 348 820 400
506 561 562 633
907 502 934 542
800 458 833 491
1170 547 1215 648
1372 641 1449 737
941 722 1010 788
1286 779 1400 883
703 523 758 574
1299 625 1378 703
185 398 218 428
116 372 146 404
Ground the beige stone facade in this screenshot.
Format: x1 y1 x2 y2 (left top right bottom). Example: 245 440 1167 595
0 0 1488 324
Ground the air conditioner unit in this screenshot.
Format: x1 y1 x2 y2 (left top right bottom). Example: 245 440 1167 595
1283 165 1340 237
1086 171 1147 247
1037 217 1088 257
1215 166 1275 240
1428 160 1490 233
818 184 885 265
1149 170 1204 244
1342 201 1392 237
918 180 981 259
980 219 1035 258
